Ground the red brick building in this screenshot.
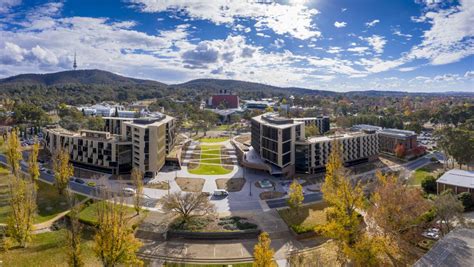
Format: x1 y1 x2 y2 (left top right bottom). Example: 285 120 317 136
208 89 239 109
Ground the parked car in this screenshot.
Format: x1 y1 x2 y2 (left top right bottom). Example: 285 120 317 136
40 167 46 172
121 187 136 196
213 189 229 197
74 178 86 184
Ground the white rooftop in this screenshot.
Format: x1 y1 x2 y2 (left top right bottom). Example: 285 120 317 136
436 169 474 189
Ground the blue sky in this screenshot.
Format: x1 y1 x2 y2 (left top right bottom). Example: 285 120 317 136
0 0 472 92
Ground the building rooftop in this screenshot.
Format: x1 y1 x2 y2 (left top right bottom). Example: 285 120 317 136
379 128 416 138
351 124 383 132
305 131 372 143
414 228 474 267
436 169 474 189
253 113 303 128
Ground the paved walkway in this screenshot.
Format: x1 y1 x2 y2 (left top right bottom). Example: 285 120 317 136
138 209 327 265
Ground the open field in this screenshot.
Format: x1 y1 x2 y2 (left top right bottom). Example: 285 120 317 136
0 165 73 224
176 177 205 192
0 229 100 266
188 145 232 175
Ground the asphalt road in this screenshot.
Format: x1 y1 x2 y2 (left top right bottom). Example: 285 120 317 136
266 192 323 209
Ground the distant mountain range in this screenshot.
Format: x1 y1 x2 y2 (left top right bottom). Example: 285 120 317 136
1 69 472 98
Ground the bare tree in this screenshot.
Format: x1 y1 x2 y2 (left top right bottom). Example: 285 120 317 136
434 191 465 236
159 192 215 223
131 168 144 215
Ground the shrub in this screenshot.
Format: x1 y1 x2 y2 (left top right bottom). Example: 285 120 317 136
290 224 314 234
458 192 474 211
236 221 258 230
421 176 437 194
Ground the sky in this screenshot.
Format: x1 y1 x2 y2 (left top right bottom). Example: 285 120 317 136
0 0 473 92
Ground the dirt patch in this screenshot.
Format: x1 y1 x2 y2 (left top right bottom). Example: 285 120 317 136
175 177 205 192
145 181 170 190
216 178 246 192
260 191 285 200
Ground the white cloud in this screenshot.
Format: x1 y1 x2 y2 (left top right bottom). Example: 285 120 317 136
334 21 347 28
0 0 21 13
347 46 369 53
327 46 342 54
129 0 321 40
392 29 412 39
365 19 379 28
409 0 474 65
362 35 387 54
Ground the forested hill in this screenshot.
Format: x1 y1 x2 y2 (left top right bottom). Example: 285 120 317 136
172 78 338 97
0 69 166 87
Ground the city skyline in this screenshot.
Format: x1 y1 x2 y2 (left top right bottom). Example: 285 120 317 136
0 0 473 92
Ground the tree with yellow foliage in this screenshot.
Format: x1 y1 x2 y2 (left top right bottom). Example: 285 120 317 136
287 179 304 214
131 167 144 215
53 148 74 195
5 128 23 178
66 194 84 267
5 174 36 248
93 197 143 267
319 141 371 264
28 142 40 182
253 232 276 267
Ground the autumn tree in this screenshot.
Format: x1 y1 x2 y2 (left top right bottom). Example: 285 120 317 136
159 192 215 223
131 168 144 215
319 141 367 264
394 143 406 158
434 191 465 236
5 175 36 248
28 142 40 182
66 194 84 267
93 197 143 267
287 179 304 213
305 124 320 138
53 148 74 195
368 172 432 264
5 128 23 178
253 232 276 267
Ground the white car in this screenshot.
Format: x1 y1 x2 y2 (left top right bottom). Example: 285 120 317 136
121 188 136 196
213 189 229 197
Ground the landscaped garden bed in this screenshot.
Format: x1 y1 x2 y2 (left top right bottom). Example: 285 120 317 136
145 181 170 190
167 215 260 240
175 177 205 192
216 178 246 192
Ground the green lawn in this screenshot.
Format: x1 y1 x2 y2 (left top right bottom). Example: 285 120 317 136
164 263 252 267
199 137 229 143
188 145 232 175
278 202 328 233
408 165 440 186
0 229 101 266
78 201 143 226
0 165 74 224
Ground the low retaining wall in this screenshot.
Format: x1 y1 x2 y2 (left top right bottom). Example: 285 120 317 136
166 229 261 240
